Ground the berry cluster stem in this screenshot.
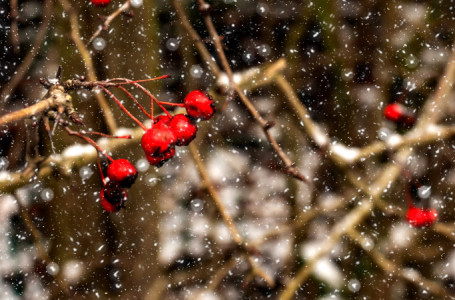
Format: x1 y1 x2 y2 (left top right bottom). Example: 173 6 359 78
101 86 148 131
64 127 114 162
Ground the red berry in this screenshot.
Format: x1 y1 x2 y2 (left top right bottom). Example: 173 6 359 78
100 184 127 213
406 206 438 227
153 114 171 125
141 123 177 157
107 159 138 188
169 114 198 146
384 103 404 122
145 148 176 167
90 0 111 7
384 103 415 126
184 91 215 120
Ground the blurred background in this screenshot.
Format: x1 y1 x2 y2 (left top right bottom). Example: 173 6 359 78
1 0 455 299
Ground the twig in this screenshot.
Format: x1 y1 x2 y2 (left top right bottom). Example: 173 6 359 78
17 201 70 297
171 0 221 77
58 0 117 134
176 0 308 183
1 0 53 102
348 229 452 298
189 256 237 300
275 74 330 149
0 85 71 127
0 123 144 194
10 0 20 54
188 143 275 287
86 0 131 46
0 99 51 127
278 198 373 300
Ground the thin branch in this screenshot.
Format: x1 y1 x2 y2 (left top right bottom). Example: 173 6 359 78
189 143 275 287
86 0 131 46
10 0 20 54
348 229 452 298
171 0 221 77
1 0 53 102
0 123 145 194
100 86 148 131
58 0 117 134
275 74 330 149
279 198 373 300
175 0 308 183
0 99 51 127
17 202 70 297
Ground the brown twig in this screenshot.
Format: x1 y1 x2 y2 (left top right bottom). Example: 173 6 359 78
171 0 221 77
174 0 308 183
0 85 72 127
85 0 132 46
348 229 451 298
189 143 275 287
1 0 53 102
9 0 20 54
17 202 70 297
58 0 117 134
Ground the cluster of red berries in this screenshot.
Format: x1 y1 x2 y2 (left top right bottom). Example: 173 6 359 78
99 159 138 212
141 91 215 167
90 0 111 7
88 84 214 212
70 74 215 213
383 102 415 127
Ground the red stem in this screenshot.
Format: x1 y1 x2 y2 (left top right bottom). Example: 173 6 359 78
116 85 153 120
101 86 148 131
158 101 185 107
64 127 114 162
129 82 173 118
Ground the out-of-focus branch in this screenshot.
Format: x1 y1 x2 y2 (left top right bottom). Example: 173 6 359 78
58 0 117 134
275 74 330 149
0 124 143 194
189 143 275 287
0 98 51 126
17 203 70 297
171 0 221 77
279 198 373 300
1 0 52 102
10 0 20 54
86 0 131 46
174 0 308 183
348 229 451 298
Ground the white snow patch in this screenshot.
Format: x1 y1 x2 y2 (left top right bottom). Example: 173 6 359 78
386 133 402 148
330 143 359 163
62 144 96 158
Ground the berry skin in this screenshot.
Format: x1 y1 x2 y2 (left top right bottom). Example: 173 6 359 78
169 114 198 146
406 206 438 227
141 123 177 157
384 103 404 122
90 0 111 7
145 147 176 167
153 114 172 126
107 159 138 188
384 103 416 126
184 91 216 120
100 184 127 213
